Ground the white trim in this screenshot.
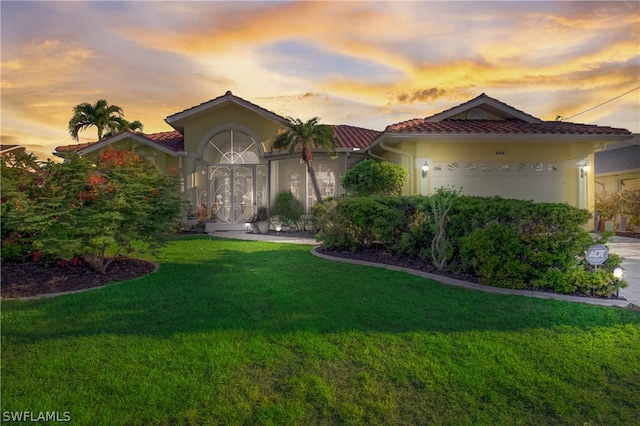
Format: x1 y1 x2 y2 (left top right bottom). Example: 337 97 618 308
197 124 266 159
426 96 542 123
166 94 287 128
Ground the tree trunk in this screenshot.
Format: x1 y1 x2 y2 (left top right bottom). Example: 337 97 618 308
307 163 323 204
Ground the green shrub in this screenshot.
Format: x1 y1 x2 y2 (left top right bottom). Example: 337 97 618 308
313 190 626 298
312 199 359 251
1 234 26 263
271 191 304 230
341 159 408 196
1 148 185 273
460 222 531 289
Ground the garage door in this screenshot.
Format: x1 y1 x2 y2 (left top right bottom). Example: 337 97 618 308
429 161 564 202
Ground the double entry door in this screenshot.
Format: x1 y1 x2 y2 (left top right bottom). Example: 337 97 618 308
205 164 268 229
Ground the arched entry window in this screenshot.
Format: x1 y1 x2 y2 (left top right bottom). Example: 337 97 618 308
195 130 266 228
203 130 260 164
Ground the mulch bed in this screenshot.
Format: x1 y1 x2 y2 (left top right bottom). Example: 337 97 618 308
316 245 481 284
1 257 157 299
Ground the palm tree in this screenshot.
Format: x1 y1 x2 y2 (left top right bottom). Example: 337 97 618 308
103 119 144 138
68 99 126 141
272 117 337 204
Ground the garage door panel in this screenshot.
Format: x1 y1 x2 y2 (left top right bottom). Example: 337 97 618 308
429 161 563 202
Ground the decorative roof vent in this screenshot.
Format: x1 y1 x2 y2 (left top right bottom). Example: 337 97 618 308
466 108 487 120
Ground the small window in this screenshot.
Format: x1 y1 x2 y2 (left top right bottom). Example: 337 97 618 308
466 108 487 120
516 162 527 171
480 164 491 172
447 162 459 171
465 162 477 171
533 163 544 172
547 164 558 172
433 164 442 172
500 164 511 172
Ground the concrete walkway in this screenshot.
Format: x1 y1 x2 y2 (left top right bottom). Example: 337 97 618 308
212 231 638 308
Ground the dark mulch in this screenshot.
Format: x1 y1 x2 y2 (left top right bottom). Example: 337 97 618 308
1 257 157 299
316 245 481 284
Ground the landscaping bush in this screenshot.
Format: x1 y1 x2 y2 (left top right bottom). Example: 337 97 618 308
460 222 531 288
271 191 305 231
314 190 627 297
1 148 185 273
312 199 360 251
341 159 408 196
316 196 414 250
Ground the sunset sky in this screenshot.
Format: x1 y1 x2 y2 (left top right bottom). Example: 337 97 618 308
2 1 639 160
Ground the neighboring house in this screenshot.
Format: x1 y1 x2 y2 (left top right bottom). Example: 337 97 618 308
594 135 640 194
55 91 633 231
1 145 26 156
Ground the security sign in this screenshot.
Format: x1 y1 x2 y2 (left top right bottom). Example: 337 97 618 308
586 244 608 265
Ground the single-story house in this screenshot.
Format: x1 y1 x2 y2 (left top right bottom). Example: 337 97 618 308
55 91 633 230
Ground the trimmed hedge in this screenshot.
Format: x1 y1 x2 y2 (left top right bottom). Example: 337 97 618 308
314 194 626 297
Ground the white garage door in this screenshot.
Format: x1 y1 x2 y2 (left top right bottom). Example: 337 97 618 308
429 161 564 202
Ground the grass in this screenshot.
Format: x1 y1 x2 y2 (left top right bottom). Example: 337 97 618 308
2 235 639 425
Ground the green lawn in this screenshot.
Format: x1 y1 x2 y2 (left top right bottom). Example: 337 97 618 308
2 235 639 425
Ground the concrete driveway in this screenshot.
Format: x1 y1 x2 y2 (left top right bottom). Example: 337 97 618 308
609 236 640 306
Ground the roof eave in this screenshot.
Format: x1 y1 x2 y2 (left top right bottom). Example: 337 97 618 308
75 132 179 157
165 94 288 131
425 94 543 123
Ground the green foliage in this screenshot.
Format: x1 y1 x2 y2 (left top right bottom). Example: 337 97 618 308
460 223 530 288
68 99 125 141
271 191 305 230
341 159 408 197
1 148 185 273
315 197 413 250
313 190 626 297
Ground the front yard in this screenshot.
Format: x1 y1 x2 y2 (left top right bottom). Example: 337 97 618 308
2 236 639 425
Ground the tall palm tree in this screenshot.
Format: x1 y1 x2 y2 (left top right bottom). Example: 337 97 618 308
103 119 144 138
272 117 337 204
68 99 126 141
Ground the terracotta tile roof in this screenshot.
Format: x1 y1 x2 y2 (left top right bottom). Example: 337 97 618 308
385 118 631 135
55 141 97 153
331 125 381 149
143 131 184 151
54 130 184 154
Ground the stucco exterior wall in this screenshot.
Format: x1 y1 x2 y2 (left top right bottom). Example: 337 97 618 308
372 137 599 206
180 104 282 155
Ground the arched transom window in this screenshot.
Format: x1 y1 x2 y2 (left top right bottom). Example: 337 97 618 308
203 129 260 164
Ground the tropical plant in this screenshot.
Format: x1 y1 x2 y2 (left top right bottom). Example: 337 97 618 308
595 190 622 221
103 119 144 138
250 206 269 224
272 117 337 203
68 99 126 141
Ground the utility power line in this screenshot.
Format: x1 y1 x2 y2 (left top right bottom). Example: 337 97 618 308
557 86 640 121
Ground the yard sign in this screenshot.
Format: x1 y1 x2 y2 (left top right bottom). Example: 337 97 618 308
585 244 608 266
